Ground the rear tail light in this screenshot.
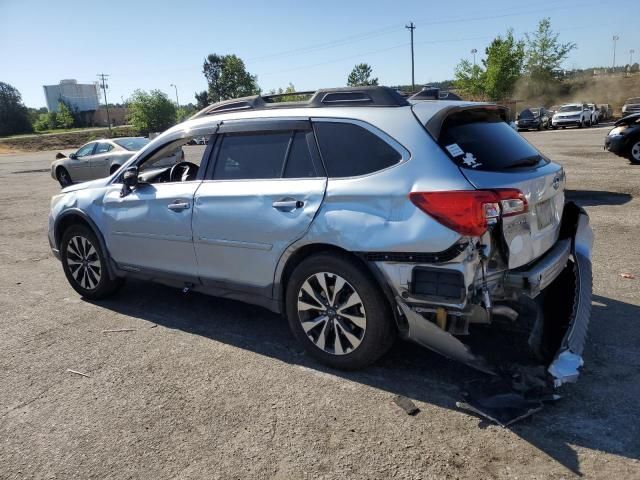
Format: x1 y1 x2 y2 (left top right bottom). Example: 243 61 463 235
409 189 527 237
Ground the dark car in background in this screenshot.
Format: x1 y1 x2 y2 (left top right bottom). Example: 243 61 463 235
604 113 640 164
515 107 550 131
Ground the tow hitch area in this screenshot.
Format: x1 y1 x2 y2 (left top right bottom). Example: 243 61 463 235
399 202 593 426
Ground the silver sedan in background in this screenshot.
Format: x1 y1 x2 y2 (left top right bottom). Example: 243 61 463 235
51 137 150 187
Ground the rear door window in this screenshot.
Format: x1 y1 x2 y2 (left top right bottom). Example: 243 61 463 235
438 109 547 171
95 142 114 154
314 122 401 177
213 132 291 180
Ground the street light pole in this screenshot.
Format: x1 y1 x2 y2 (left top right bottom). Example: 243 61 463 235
612 35 619 71
630 49 636 66
170 84 179 108
471 48 477 69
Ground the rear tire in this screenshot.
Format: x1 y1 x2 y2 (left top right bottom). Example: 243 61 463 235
285 253 395 370
60 225 123 300
109 164 121 175
56 167 72 187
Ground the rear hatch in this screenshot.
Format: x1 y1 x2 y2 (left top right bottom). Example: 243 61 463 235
413 103 565 268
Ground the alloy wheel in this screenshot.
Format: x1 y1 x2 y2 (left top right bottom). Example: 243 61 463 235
297 272 367 355
66 235 101 290
58 169 71 187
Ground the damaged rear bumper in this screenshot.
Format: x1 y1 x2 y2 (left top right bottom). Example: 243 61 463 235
397 202 593 387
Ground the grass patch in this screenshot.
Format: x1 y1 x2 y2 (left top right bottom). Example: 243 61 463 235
0 126 141 152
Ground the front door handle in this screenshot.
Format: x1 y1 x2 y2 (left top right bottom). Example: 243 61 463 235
272 199 304 211
168 200 190 211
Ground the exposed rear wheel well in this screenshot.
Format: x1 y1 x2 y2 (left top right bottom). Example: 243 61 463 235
110 164 121 174
278 243 398 328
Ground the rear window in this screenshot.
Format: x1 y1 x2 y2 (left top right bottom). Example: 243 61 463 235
626 98 640 104
314 122 401 177
439 109 547 171
114 137 150 151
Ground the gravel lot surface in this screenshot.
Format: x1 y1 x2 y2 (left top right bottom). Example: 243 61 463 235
1 125 639 479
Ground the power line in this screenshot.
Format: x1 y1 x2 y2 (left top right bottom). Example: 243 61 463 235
246 0 615 65
97 73 111 134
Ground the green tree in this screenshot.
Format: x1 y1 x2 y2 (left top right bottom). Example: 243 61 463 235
194 90 209 109
453 59 486 99
347 63 379 86
56 102 75 129
34 113 52 131
127 89 177 133
454 30 525 100
202 54 260 104
523 18 576 96
0 82 33 136
483 30 525 100
176 105 196 123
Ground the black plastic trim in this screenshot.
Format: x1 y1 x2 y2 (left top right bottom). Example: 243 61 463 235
358 243 467 263
54 208 119 280
191 86 410 119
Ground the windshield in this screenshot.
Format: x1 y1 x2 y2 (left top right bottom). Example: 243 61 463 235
438 108 547 172
519 109 534 118
559 105 581 112
114 137 150 151
626 98 640 104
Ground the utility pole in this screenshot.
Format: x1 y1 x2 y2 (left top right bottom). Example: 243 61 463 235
612 35 619 71
471 48 477 69
405 22 416 92
170 83 179 108
97 73 111 133
630 49 635 66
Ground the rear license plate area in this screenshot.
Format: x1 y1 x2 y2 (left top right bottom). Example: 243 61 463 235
536 199 553 230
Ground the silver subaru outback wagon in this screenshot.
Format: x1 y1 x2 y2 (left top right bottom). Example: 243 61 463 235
48 86 593 387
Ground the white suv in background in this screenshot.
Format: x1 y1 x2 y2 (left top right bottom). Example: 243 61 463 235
551 103 591 129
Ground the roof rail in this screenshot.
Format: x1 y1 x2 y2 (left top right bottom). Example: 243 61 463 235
190 86 410 119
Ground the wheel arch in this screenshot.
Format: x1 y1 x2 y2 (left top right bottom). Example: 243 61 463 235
275 242 401 331
54 209 118 279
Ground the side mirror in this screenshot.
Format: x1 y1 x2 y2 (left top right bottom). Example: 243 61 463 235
69 153 78 160
120 166 139 197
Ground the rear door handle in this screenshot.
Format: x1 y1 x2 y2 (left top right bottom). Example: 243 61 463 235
272 199 304 211
168 200 190 211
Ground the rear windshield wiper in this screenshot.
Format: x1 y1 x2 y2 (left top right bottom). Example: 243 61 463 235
504 155 543 169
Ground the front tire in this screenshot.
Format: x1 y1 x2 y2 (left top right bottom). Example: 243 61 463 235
285 253 395 370
628 139 640 165
60 225 123 300
56 167 72 187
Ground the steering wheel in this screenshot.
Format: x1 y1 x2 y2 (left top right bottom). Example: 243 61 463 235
169 161 199 182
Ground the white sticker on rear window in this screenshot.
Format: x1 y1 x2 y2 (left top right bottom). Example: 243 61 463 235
461 152 482 169
445 143 464 157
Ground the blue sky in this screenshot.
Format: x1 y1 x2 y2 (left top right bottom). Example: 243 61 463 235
1 0 638 108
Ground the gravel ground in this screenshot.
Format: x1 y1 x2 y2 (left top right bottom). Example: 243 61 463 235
1 125 639 479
